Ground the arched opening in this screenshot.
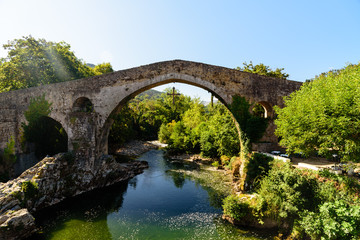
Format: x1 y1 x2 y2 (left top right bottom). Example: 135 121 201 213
23 116 68 159
73 97 94 113
101 80 241 160
250 101 273 119
251 103 266 118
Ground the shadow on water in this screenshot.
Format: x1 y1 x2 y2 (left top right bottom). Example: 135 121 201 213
27 180 130 240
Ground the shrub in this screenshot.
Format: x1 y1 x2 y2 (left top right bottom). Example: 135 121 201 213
256 162 318 226
2 137 17 165
220 155 230 166
222 195 250 220
212 161 220 168
158 122 172 143
299 200 360 240
245 153 273 189
21 180 39 201
0 137 17 182
226 156 238 170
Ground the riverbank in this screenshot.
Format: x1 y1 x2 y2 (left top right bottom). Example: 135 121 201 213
111 140 167 157
25 149 270 240
0 153 148 240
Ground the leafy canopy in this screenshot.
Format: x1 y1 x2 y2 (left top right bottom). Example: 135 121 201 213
275 63 360 161
0 36 113 92
236 61 289 79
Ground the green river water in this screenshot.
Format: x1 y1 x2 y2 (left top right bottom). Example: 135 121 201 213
27 150 275 240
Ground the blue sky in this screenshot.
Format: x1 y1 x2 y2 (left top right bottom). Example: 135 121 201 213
1 0 360 101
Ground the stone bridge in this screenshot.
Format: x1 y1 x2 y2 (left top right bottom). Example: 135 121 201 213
0 60 302 170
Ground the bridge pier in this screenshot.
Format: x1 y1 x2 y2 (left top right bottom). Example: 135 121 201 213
66 112 99 171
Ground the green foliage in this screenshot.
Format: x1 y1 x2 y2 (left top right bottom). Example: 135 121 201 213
229 96 268 144
299 200 360 240
24 94 52 123
222 195 253 220
0 36 113 92
2 137 17 165
245 153 273 189
221 152 360 238
252 103 265 118
158 122 172 144
256 163 318 225
110 88 241 159
225 156 238 170
228 96 268 163
21 180 39 201
212 161 220 168
0 137 16 182
92 62 113 75
22 95 67 158
236 61 289 79
109 89 268 160
109 88 192 147
160 102 240 158
275 63 360 162
109 103 138 145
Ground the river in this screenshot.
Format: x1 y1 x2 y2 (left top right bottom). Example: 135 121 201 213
27 149 274 240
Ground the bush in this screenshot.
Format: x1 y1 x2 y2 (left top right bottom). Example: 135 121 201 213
256 163 318 226
212 161 220 168
299 200 360 240
0 137 17 182
21 180 39 202
225 156 238 170
220 155 231 166
222 195 250 220
245 153 273 189
2 137 17 165
158 122 172 143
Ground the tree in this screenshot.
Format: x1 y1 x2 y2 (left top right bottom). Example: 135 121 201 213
275 63 360 161
93 63 114 75
0 36 113 92
236 61 289 79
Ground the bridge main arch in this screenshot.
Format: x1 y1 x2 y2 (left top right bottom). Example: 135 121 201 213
96 73 235 156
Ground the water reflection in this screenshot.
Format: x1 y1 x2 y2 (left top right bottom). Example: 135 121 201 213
27 150 272 240
29 181 129 240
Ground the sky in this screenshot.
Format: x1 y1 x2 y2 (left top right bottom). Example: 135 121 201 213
0 0 360 101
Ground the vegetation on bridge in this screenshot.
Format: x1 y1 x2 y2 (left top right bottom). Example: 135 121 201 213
236 61 289 79
22 95 67 158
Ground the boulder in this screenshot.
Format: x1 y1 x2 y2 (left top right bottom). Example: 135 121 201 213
0 152 148 239
0 208 37 240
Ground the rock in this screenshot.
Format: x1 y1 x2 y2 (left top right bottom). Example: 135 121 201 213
0 152 149 239
0 208 37 240
222 214 278 229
